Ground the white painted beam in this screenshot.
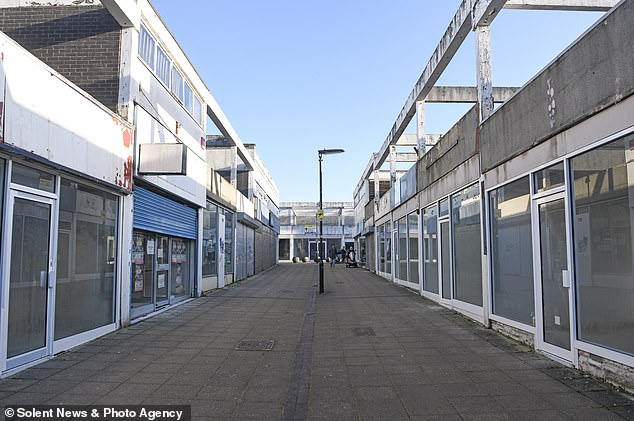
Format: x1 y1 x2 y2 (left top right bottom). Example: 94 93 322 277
504 0 616 11
396 134 418 146
426 86 520 103
206 100 255 171
422 134 442 147
394 153 418 162
375 0 508 169
101 0 139 28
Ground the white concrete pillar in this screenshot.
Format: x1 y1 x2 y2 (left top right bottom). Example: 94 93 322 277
373 170 380 204
117 27 136 122
416 101 426 156
230 146 238 187
389 145 397 187
475 25 494 122
119 193 134 327
289 236 294 260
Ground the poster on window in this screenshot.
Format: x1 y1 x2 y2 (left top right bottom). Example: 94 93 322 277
147 239 155 255
158 273 166 289
132 234 144 264
172 239 187 263
134 266 144 292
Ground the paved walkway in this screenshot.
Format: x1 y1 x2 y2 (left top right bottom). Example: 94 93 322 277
1 264 633 420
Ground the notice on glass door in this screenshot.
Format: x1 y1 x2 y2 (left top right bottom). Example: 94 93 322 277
134 267 144 292
147 239 155 255
157 273 166 289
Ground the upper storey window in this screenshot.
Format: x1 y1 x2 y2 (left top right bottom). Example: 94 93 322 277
139 25 155 69
155 46 171 87
171 67 184 103
184 82 193 113
138 24 205 128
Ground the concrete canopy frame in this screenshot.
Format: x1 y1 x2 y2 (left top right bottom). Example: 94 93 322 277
373 0 619 171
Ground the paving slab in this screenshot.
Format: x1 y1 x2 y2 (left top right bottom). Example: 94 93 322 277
0 263 632 420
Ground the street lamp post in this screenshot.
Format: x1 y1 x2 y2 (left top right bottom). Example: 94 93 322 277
318 148 344 294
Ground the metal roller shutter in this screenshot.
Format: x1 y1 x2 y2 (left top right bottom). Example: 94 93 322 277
133 186 197 239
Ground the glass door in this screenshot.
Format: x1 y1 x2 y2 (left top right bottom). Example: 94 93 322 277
2 191 55 370
155 236 170 307
131 231 154 318
440 220 452 302
309 240 325 261
533 192 573 361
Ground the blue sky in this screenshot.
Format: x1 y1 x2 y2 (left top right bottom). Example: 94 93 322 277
151 0 604 203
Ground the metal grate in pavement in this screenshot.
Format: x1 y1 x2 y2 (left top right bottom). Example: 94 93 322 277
235 339 275 351
352 327 376 337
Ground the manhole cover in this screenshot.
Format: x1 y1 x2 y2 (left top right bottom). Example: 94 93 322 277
235 339 275 351
352 327 376 337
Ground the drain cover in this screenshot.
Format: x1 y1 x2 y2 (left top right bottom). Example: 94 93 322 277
352 327 376 337
235 339 275 351
279 290 295 294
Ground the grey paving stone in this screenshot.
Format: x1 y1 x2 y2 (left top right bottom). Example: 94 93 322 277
355 398 410 419
231 399 283 419
65 381 120 396
535 391 603 409
583 390 634 407
435 382 489 397
353 386 397 400
610 404 634 420
494 392 555 411
449 395 507 415
1 391 58 405
190 400 238 418
0 379 37 392
400 393 458 416
561 407 626 420
307 399 356 420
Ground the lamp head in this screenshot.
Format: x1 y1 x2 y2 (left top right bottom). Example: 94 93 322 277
318 148 345 156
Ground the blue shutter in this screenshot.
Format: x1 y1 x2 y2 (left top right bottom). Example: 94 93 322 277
133 186 197 239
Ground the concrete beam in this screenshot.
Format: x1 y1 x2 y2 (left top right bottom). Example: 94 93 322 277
357 153 377 194
422 134 442 147
375 0 508 169
206 101 254 172
504 0 617 11
396 134 418 146
394 153 418 163
101 0 139 28
426 86 520 103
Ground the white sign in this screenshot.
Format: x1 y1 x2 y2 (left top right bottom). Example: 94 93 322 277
147 240 155 255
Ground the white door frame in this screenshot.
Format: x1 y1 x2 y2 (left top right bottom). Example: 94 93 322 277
1 189 58 371
438 218 452 307
532 189 575 364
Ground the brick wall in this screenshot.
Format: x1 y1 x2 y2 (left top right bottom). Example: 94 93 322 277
0 6 121 113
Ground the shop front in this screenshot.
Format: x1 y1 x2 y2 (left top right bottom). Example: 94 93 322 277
0 159 122 373
131 186 197 319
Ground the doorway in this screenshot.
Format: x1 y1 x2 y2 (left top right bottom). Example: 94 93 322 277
309 240 325 261
533 192 574 362
2 191 56 370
